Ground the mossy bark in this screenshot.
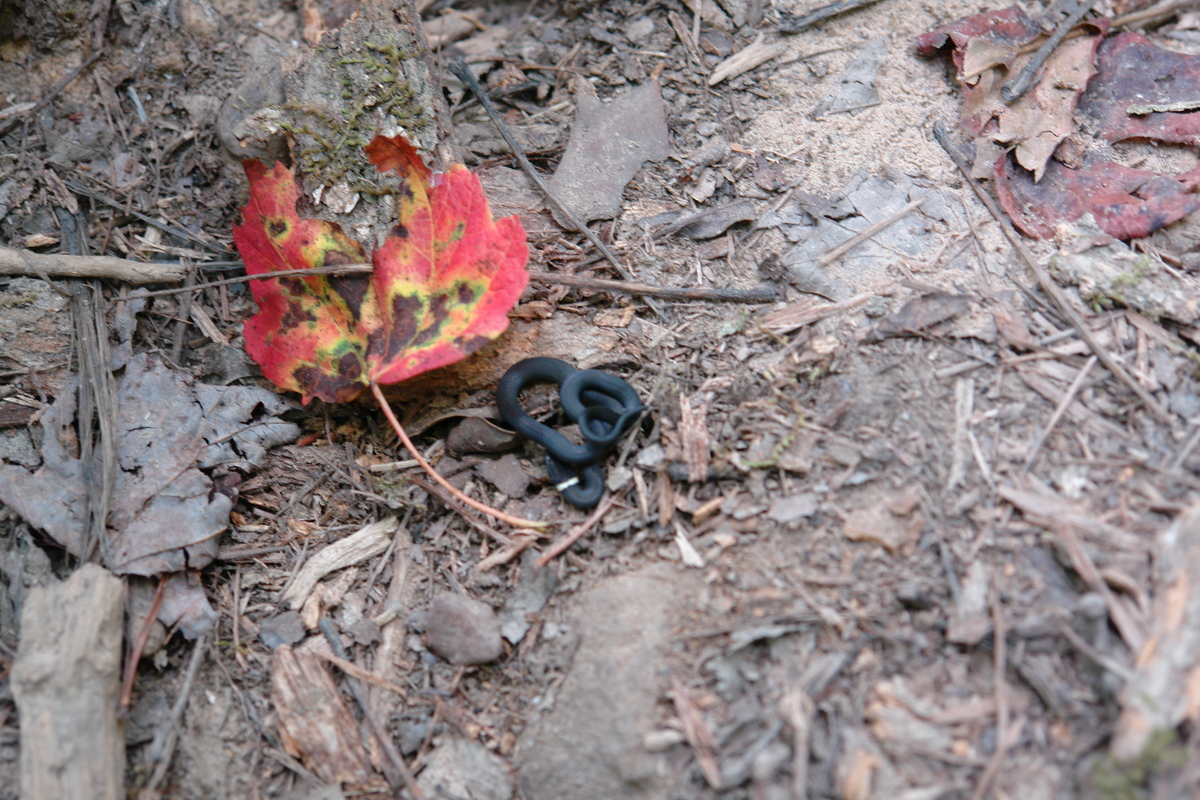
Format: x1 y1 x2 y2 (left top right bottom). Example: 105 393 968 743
223 0 449 250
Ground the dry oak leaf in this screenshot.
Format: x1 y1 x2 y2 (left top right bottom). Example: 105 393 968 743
995 151 1200 240
916 6 1107 180
233 134 529 404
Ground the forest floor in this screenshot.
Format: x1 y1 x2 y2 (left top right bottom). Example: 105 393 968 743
4 0 1200 798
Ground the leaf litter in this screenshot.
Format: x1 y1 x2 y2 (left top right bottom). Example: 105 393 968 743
0 353 299 579
13 0 1200 797
920 3 1200 240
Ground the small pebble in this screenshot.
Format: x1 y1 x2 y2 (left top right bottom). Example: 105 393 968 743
425 593 504 665
626 16 655 43
259 611 305 649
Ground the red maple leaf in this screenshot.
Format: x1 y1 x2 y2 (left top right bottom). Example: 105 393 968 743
233 134 529 404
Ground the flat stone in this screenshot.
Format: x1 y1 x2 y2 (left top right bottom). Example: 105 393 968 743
425 593 504 665
517 564 697 800
418 736 513 800
476 453 531 498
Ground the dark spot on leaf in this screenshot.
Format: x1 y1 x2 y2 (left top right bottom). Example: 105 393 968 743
454 334 492 355
412 294 449 347
450 221 465 242
280 300 317 330
377 294 422 362
456 282 477 305
337 351 363 382
280 277 306 295
268 219 289 238
330 275 370 320
295 358 364 404
391 223 409 239
322 250 357 267
398 181 414 201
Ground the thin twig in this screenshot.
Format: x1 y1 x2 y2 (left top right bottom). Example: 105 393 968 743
932 121 1173 425
371 382 549 529
1056 523 1146 652
529 270 778 303
62 179 227 254
0 246 189 285
536 493 620 566
1056 621 1136 682
1023 355 1097 470
311 649 409 697
780 688 814 799
128 263 374 299
406 475 513 546
970 571 1010 800
144 630 209 794
0 51 104 139
964 0 1194 81
817 196 926 266
1001 0 1099 103
778 0 884 32
119 575 167 710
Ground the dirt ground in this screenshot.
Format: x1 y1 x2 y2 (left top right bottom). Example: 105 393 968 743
4 0 1200 798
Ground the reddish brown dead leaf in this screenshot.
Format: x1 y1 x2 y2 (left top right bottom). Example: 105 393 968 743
916 7 1106 180
995 152 1200 240
1079 32 1200 146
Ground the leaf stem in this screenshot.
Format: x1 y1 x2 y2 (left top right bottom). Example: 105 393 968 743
370 382 549 530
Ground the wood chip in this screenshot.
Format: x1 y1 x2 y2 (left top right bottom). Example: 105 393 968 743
679 393 712 483
1112 503 1200 760
281 517 399 609
708 33 789 86
671 677 722 788
271 644 384 791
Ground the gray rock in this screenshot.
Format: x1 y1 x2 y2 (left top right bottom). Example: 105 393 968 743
417 736 513 800
517 564 697 800
426 593 504 665
258 611 306 649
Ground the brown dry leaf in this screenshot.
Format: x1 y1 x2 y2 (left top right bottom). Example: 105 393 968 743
547 79 670 229
917 8 1105 179
0 353 299 575
671 677 722 789
994 33 1099 180
867 293 972 342
993 301 1036 351
841 504 921 554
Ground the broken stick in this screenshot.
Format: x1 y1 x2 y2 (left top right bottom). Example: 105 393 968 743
0 246 188 285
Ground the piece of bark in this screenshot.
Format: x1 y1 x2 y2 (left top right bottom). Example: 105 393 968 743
229 0 450 247
679 393 712 483
271 644 385 791
1111 503 1200 760
11 564 126 800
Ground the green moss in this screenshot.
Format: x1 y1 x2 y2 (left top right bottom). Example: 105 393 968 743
1108 255 1152 296
287 32 433 193
0 287 38 308
1086 729 1189 800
